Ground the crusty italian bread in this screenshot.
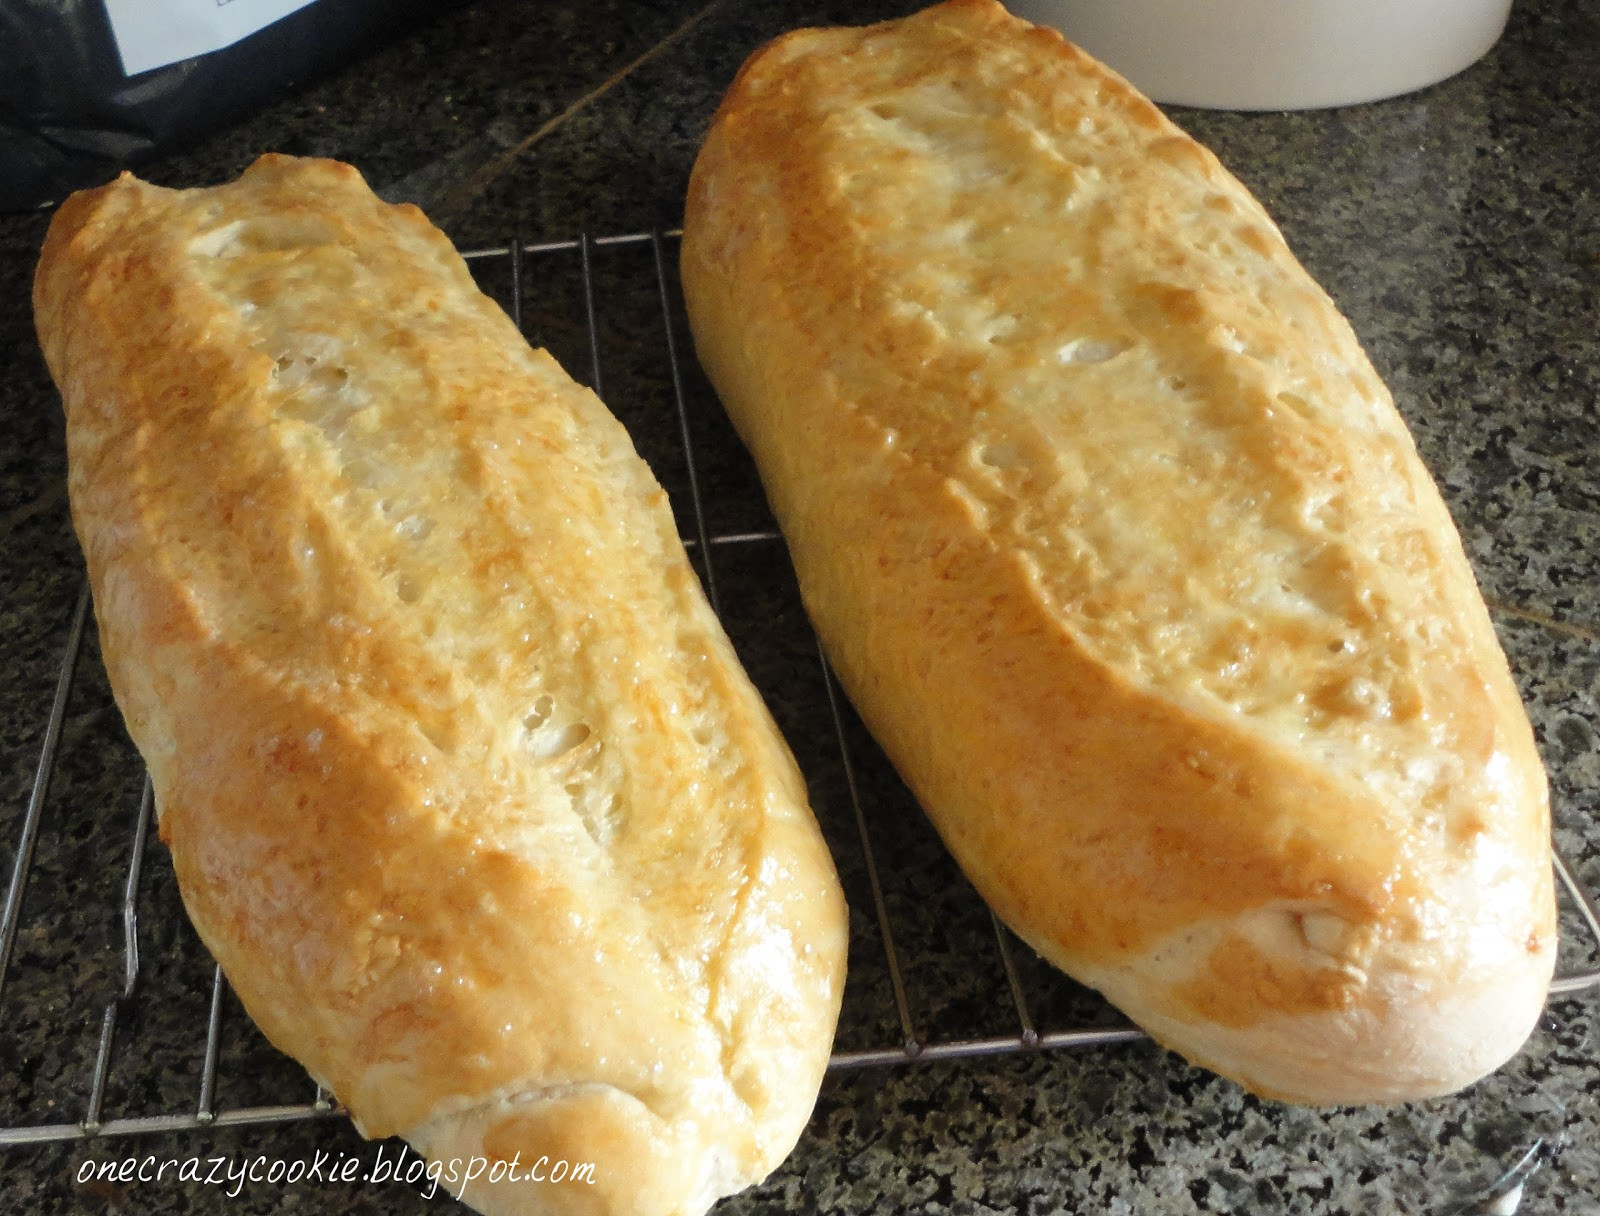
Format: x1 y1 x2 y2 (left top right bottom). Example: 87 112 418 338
35 154 847 1215
681 0 1555 1105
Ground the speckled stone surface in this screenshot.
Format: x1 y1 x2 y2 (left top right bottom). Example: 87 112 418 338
1 1 1597 1212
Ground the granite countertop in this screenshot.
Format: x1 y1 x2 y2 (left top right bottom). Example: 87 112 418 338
2 1 1598 1212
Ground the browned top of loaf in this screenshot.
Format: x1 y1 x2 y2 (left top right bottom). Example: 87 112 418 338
684 0 1552 1020
35 154 845 1170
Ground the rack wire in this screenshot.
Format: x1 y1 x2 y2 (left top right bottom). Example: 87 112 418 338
2 231 1597 1149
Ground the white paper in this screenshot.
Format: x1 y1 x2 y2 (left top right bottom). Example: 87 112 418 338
102 0 321 77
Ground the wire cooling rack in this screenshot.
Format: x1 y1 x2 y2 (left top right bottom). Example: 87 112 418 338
2 231 1598 1148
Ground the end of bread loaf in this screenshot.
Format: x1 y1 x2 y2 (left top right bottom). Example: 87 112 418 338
404 1078 787 1216
1140 959 1552 1108
1067 885 1555 1105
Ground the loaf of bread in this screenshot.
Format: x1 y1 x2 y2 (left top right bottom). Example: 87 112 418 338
681 0 1555 1104
35 154 847 1215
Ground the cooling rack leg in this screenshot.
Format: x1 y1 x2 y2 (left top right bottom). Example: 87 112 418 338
78 777 159 1135
196 964 226 1123
652 231 721 613
120 779 155 998
0 583 90 1002
815 646 921 1057
578 233 604 398
990 912 1041 1048
84 1003 118 1134
509 236 524 331
1549 846 1600 996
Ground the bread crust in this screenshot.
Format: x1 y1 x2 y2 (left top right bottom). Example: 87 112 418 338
681 0 1555 1103
36 154 846 1214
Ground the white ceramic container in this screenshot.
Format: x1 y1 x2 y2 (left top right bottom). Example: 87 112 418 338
1005 0 1514 110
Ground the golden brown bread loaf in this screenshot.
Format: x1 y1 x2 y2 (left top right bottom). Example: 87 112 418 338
35 154 847 1215
681 0 1556 1104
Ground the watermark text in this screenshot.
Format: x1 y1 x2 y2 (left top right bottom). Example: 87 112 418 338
75 1142 597 1202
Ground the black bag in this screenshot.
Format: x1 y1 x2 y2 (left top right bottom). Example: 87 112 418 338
1 0 445 212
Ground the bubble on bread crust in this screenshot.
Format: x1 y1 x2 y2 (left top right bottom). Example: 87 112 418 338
396 514 435 542
219 214 341 257
1056 337 1128 364
1295 910 1352 959
1276 391 1317 423
523 695 554 732
1215 326 1247 355
1328 675 1389 719
547 728 613 847
188 221 245 259
340 455 377 489
420 718 458 755
1073 594 1117 623
978 314 1020 345
556 723 593 754
565 789 623 850
1232 903 1363 968
271 349 352 396
525 716 592 761
976 442 1024 470
681 705 741 780
395 574 422 604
